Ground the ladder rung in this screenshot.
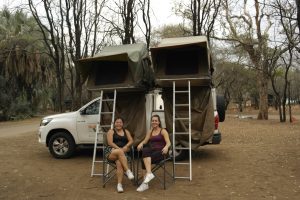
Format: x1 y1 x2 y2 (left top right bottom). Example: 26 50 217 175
175 176 190 179
175 104 189 107
96 131 106 134
175 147 190 150
174 132 189 135
175 118 189 120
102 99 114 102
175 91 189 93
92 173 103 176
93 161 103 163
100 125 111 128
101 112 113 114
174 162 190 165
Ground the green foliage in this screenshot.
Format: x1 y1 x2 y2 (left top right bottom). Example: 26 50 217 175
151 24 191 47
0 75 9 120
0 8 55 121
0 75 31 120
274 68 285 77
214 60 258 109
8 94 33 120
158 24 191 38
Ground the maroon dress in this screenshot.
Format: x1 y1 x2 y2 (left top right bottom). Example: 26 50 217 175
141 128 166 167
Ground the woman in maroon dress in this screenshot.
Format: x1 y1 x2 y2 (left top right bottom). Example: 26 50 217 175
136 114 171 192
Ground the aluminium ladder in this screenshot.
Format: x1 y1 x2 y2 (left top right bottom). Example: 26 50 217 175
172 81 192 181
91 89 117 177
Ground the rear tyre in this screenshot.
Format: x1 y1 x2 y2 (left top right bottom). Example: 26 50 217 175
48 132 76 159
217 95 226 122
171 143 189 161
212 132 222 144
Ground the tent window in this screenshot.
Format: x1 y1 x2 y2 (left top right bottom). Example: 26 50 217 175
93 61 128 85
164 47 208 75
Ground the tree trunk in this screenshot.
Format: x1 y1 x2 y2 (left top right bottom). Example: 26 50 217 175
123 0 134 44
288 81 292 122
53 56 63 112
238 103 243 112
282 103 286 122
278 101 283 122
296 0 300 34
192 0 197 35
257 70 268 120
74 62 82 109
140 0 151 49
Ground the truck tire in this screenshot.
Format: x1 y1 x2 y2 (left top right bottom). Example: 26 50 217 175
172 143 189 161
48 132 76 159
212 132 222 144
217 95 226 122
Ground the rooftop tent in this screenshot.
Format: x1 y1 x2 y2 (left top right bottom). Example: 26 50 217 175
150 36 213 87
77 43 154 143
151 36 215 147
78 43 155 91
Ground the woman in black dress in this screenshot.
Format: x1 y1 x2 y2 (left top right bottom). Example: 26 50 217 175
105 117 134 193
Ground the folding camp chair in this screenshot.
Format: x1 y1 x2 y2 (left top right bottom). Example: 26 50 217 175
136 147 175 189
102 133 135 188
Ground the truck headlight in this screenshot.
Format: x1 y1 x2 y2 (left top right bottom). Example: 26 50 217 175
40 118 53 126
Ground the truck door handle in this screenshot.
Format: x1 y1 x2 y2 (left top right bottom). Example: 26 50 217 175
77 120 85 122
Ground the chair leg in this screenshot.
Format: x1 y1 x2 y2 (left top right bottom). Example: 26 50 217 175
103 164 107 188
163 162 166 190
152 157 175 190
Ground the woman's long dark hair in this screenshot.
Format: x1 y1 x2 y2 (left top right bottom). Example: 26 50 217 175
114 116 124 124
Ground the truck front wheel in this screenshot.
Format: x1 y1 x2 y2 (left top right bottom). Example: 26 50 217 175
48 132 76 159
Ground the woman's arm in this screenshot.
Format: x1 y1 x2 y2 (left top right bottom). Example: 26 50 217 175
137 130 151 151
122 129 133 152
161 129 171 155
106 129 120 149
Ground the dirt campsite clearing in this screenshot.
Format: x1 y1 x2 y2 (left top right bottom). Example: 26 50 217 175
0 108 300 200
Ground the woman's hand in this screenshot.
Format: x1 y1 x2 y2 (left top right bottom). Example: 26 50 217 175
122 146 129 152
162 146 169 155
137 143 143 151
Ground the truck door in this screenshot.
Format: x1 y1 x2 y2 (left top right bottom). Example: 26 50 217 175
76 100 99 143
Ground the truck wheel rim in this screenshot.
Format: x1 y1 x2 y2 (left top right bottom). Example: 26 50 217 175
52 137 69 155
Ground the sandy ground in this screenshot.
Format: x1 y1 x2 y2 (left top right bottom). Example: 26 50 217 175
0 111 300 200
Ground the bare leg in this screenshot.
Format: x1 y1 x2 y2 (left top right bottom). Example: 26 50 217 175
115 160 123 184
137 156 152 191
108 149 129 171
143 157 152 174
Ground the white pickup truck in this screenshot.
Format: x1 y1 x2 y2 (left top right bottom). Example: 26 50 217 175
38 89 224 159
39 97 102 159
